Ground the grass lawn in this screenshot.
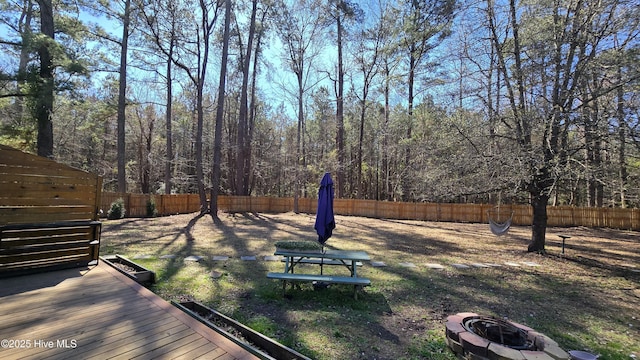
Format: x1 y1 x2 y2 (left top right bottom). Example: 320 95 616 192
100 211 640 360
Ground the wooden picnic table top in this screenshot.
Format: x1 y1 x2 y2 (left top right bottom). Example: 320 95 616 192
0 262 259 360
274 249 370 261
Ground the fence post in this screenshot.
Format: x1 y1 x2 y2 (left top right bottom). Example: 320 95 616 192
94 177 103 221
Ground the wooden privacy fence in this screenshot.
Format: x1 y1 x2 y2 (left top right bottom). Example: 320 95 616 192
0 145 103 276
101 192 203 217
100 192 640 231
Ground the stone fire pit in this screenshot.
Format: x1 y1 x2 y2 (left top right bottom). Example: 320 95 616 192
445 312 570 359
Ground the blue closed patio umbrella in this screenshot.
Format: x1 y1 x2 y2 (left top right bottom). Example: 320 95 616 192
314 172 335 247
314 173 335 275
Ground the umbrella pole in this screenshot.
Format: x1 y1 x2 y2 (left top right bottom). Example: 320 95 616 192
320 245 324 275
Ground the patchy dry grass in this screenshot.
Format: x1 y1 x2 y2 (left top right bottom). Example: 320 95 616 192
101 212 640 360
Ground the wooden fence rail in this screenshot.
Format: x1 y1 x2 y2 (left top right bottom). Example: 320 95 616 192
100 192 640 231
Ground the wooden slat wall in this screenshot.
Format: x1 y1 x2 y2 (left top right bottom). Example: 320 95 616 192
100 192 639 231
0 145 103 275
0 222 101 272
0 145 102 225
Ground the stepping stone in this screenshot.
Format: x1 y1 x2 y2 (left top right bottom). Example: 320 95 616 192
522 262 541 267
263 256 282 261
184 255 203 262
210 270 223 279
504 262 521 267
160 254 177 259
133 254 152 260
241 256 256 261
471 263 490 268
425 263 445 270
212 256 229 261
371 261 387 267
399 262 416 268
451 263 470 269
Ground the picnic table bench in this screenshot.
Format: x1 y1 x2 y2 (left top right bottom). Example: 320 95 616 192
267 249 371 299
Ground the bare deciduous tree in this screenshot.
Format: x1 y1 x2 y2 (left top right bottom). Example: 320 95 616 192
272 0 326 212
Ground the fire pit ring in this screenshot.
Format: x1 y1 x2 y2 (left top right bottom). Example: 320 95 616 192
463 316 533 350
445 312 570 360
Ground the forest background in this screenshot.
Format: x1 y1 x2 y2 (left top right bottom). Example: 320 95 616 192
1 0 639 252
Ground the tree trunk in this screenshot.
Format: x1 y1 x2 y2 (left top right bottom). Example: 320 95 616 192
116 0 131 191
293 73 303 214
16 1 34 124
36 0 54 158
165 43 174 195
195 0 217 212
195 82 206 211
143 115 154 193
210 0 231 216
528 193 549 253
335 11 345 199
617 65 628 208
247 9 266 195
403 47 415 201
235 0 257 196
383 60 391 201
357 96 365 198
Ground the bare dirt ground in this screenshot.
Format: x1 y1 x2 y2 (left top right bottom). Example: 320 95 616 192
101 212 640 360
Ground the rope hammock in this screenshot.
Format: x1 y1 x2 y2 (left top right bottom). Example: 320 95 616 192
487 206 514 236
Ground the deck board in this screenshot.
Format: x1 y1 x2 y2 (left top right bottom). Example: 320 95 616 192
0 263 259 360
8 300 166 344
175 341 224 360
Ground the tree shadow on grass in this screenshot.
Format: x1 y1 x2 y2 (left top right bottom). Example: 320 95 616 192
371 263 636 358
241 279 398 359
101 217 147 230
195 212 405 359
151 213 204 285
101 212 640 359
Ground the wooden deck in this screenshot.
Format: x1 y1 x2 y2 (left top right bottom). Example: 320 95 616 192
0 263 259 360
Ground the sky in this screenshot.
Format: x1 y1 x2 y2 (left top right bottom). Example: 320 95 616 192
0 0 463 122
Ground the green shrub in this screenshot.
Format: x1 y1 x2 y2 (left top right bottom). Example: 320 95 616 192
146 197 158 217
107 198 126 220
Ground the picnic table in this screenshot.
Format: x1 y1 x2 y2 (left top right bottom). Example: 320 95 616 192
267 249 371 299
